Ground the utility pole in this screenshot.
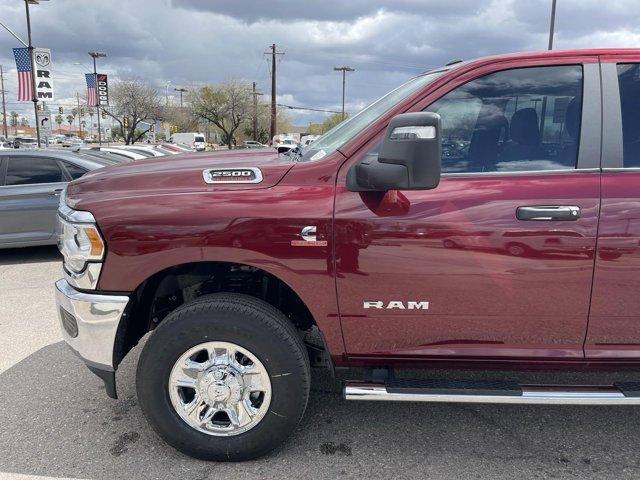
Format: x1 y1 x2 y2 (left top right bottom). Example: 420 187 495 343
548 0 557 50
265 44 284 143
0 66 7 138
251 82 263 141
24 0 41 147
174 87 187 108
89 50 106 145
334 66 355 120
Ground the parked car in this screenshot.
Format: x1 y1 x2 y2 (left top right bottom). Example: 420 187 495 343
62 136 82 148
55 48 640 462
160 143 193 153
169 132 207 151
242 140 267 148
90 147 147 161
0 150 113 248
275 137 299 153
72 148 132 164
121 145 165 157
300 135 319 146
13 137 38 149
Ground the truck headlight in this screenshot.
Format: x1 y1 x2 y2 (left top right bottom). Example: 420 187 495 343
57 191 105 288
59 220 104 273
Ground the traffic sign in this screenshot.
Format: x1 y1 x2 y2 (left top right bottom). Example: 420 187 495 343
39 112 52 135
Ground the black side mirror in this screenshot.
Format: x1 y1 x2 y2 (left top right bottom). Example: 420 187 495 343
347 112 442 192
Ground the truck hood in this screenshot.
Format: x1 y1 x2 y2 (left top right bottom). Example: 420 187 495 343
66 148 294 208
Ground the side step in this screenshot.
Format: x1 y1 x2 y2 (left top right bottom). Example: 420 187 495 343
344 379 640 405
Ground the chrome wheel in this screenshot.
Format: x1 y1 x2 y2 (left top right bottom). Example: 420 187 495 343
168 341 272 436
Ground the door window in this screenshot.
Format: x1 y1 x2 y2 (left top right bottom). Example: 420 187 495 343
426 65 584 173
61 161 88 180
617 63 640 167
5 157 63 185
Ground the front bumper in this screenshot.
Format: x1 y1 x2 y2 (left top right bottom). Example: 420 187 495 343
55 279 129 397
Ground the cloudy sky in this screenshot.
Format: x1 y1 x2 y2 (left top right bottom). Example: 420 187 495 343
0 0 639 126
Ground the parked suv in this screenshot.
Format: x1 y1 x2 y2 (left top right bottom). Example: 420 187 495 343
55 49 640 461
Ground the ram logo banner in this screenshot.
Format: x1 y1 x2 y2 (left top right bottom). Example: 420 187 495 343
97 74 109 106
363 300 430 310
33 48 53 100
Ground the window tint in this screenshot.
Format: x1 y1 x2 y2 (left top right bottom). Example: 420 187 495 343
5 157 63 185
426 65 583 173
617 63 640 167
62 161 87 180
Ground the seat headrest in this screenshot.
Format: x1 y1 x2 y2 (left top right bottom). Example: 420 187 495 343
510 108 540 145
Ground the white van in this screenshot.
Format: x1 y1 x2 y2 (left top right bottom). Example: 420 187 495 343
169 132 206 151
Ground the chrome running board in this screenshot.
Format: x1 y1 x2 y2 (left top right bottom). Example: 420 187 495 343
344 382 640 406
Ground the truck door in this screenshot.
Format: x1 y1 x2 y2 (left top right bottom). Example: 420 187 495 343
334 59 602 360
587 56 640 359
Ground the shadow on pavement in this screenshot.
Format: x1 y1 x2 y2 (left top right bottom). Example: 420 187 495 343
0 245 60 266
2 341 640 479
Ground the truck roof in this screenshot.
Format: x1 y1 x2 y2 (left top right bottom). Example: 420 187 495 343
428 48 640 75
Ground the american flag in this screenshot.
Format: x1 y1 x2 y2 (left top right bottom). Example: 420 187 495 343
13 48 32 102
85 73 97 106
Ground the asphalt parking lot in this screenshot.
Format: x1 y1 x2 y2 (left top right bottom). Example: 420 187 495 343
3 247 640 479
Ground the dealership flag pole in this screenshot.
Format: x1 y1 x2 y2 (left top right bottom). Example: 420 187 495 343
89 51 106 145
548 0 557 50
24 0 41 147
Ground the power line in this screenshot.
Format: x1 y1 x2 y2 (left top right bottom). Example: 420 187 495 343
277 103 341 114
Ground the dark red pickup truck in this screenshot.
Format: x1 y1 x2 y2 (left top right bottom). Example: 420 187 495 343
55 48 640 461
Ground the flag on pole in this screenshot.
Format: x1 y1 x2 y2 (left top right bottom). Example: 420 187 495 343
13 48 32 102
85 73 97 106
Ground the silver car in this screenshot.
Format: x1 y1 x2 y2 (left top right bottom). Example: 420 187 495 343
0 150 117 248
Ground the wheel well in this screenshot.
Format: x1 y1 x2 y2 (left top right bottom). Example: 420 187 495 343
113 261 319 368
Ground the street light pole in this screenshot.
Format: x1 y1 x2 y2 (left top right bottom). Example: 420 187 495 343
333 66 354 120
174 87 187 108
24 0 41 147
0 66 8 138
88 50 106 145
548 0 557 50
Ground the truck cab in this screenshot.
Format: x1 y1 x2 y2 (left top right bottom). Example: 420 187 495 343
55 49 640 461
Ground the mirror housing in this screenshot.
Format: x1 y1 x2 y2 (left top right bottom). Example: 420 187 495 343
347 112 442 192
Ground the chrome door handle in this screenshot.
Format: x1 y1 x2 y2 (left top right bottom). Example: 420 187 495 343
516 205 580 221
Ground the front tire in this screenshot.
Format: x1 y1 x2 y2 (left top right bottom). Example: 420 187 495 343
136 293 310 461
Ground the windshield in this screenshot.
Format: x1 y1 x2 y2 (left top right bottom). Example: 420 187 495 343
299 70 446 161
195 136 205 142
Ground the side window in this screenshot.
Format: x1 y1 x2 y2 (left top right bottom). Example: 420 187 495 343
617 63 640 167
61 161 88 180
5 157 63 185
426 65 583 173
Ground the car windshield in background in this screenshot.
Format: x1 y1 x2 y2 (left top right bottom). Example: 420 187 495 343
299 69 446 161
195 136 205 142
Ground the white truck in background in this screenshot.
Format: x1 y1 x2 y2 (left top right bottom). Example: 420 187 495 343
169 132 207 151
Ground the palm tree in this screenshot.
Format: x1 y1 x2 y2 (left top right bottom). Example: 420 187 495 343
9 111 18 135
55 114 63 133
66 114 75 134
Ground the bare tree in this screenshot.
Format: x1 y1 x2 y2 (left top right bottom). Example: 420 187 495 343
108 79 162 144
190 81 252 149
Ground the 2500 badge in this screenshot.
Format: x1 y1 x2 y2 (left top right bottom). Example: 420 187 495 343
202 167 263 184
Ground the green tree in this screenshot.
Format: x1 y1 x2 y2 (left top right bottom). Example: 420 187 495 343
55 114 63 132
189 80 252 149
9 111 18 134
108 79 162 144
